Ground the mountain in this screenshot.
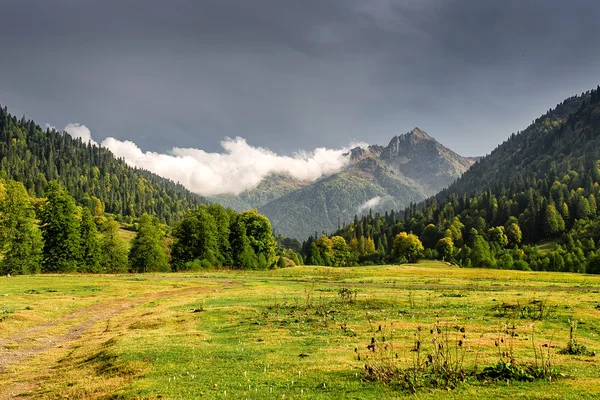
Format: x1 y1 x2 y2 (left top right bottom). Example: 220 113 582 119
330 85 600 273
258 156 427 239
208 174 308 211
0 105 204 224
379 128 473 194
255 128 472 238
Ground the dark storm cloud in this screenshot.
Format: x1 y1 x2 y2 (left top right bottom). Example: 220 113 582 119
1 0 599 158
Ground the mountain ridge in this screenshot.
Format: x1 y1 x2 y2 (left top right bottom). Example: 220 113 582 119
231 128 474 238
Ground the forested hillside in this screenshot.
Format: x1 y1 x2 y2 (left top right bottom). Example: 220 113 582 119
0 106 204 224
303 86 600 273
261 157 426 239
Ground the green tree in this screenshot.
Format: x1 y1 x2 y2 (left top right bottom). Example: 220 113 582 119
39 181 80 273
392 232 424 263
306 242 324 266
505 223 522 245
79 207 101 273
129 213 169 273
470 234 495 268
206 204 233 266
587 252 600 274
448 217 465 247
488 226 508 247
330 236 350 267
435 237 454 261
543 204 565 237
314 235 334 266
239 210 276 269
421 224 438 249
276 255 286 268
0 180 42 275
229 215 257 269
171 206 219 270
99 219 129 273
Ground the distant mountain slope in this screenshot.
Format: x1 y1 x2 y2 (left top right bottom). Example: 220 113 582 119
259 156 427 238
208 174 308 211
0 105 204 224
256 129 472 238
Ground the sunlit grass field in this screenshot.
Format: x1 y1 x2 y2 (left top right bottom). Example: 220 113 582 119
1 261 599 399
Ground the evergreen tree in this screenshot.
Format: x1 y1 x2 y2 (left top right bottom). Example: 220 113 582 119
79 207 101 273
39 181 80 272
306 242 324 266
543 204 565 237
0 180 42 274
129 213 169 273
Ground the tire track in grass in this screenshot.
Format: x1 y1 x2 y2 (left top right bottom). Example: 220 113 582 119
0 283 234 398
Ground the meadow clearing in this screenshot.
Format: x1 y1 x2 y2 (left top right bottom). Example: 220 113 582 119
1 261 599 399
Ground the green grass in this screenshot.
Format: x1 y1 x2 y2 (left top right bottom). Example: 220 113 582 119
1 262 599 399
537 241 557 254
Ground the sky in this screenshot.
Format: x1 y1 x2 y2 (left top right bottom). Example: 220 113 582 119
1 0 599 195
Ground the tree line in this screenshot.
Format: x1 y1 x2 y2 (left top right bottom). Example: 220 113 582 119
0 180 291 275
298 86 600 273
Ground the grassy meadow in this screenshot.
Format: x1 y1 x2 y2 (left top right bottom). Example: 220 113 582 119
1 261 599 399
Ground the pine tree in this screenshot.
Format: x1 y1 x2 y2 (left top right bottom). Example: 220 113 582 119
79 207 101 273
129 213 169 273
39 181 80 273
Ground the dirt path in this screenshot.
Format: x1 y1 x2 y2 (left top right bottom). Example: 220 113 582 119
0 283 228 399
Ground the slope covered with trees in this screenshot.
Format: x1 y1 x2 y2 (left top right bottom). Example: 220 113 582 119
0 179 290 274
0 105 204 224
304 86 600 273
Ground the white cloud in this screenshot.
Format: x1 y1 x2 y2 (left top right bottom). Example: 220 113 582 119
63 123 364 197
64 123 98 145
358 196 383 213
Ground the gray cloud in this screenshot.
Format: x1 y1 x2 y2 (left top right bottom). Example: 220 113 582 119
1 0 599 157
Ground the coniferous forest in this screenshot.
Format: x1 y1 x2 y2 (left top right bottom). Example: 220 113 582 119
300 86 600 273
0 106 204 225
